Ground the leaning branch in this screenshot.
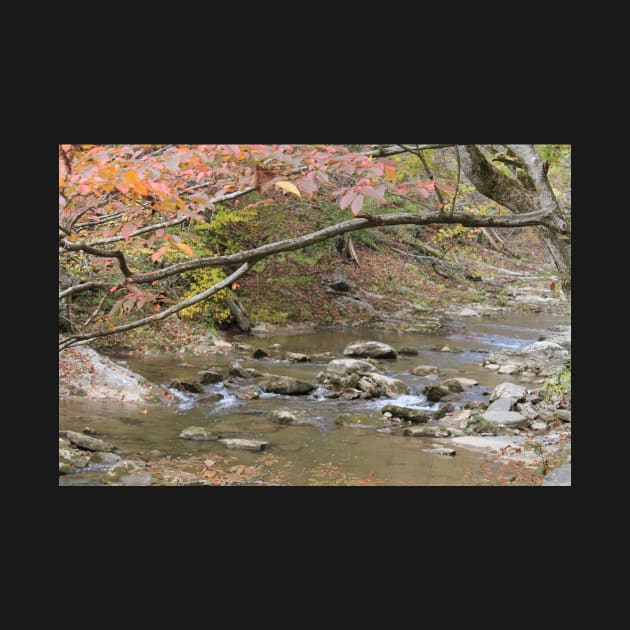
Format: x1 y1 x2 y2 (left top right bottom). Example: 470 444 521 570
60 239 134 277
59 282 114 300
59 263 250 351
127 207 559 286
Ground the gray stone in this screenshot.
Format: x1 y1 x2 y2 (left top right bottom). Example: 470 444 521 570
485 364 500 371
423 385 454 403
530 421 548 431
441 379 464 393
439 409 471 429
105 460 152 485
451 435 522 452
62 430 116 452
443 377 478 388
233 342 253 352
410 365 439 376
325 358 379 377
269 410 299 424
542 464 571 486
458 308 479 317
366 373 409 396
229 362 261 378
259 374 315 395
329 273 354 292
397 346 419 356
516 402 539 420
197 393 224 403
498 364 520 375
336 413 386 429
356 377 381 397
487 397 514 413
381 405 429 423
89 451 121 466
422 447 456 456
179 427 221 441
480 410 528 427
343 341 398 359
233 386 261 400
285 352 310 362
555 409 572 422
311 352 336 362
169 380 203 393
219 438 269 451
59 447 89 471
490 382 527 402
198 370 223 384
403 425 450 437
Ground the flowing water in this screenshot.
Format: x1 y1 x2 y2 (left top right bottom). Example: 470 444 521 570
59 312 569 486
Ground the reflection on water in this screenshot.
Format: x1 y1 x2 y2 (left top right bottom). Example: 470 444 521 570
59 312 569 486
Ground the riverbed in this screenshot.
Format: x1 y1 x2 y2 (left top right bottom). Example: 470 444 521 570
59 312 569 486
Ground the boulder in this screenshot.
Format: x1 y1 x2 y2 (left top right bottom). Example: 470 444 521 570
410 365 439 376
356 377 381 397
397 346 419 356
439 409 471 430
441 379 464 393
169 380 203 394
285 352 310 362
252 348 269 359
219 438 269 451
335 413 386 429
88 452 121 466
198 370 223 384
324 358 379 377
59 345 171 403
105 460 152 485
62 430 116 452
403 426 450 437
486 397 514 413
498 364 520 375
490 382 527 402
233 386 261 400
480 410 528 427
343 341 398 359
423 385 454 402
542 464 571 486
516 402 539 420
269 410 299 424
366 373 409 396
328 273 355 292
381 405 429 423
311 352 336 362
443 377 478 388
233 342 253 352
259 374 315 395
197 393 224 404
555 409 572 422
229 362 261 378
59 447 89 472
179 427 221 441
530 421 548 431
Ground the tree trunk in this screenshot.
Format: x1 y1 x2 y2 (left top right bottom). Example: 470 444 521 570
227 296 251 332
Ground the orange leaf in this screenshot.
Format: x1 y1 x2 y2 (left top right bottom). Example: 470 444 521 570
124 170 140 185
385 165 396 183
173 242 195 258
231 282 241 291
151 245 171 263
550 281 556 291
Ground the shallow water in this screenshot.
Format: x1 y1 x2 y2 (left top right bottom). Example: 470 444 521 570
59 312 569 486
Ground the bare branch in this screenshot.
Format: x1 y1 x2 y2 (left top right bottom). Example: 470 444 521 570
60 239 134 277
59 282 113 300
59 263 250 351
450 146 461 215
75 211 125 230
365 144 455 157
83 293 108 326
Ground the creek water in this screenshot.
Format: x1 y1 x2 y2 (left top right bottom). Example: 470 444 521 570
59 312 569 486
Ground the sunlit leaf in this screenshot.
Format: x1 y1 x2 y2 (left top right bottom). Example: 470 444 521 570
339 190 356 210
275 181 301 197
174 242 195 258
151 245 171 263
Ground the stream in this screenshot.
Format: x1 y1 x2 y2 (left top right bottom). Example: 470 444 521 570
59 312 569 486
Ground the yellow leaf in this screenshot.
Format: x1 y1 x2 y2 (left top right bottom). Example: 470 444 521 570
275 181 301 197
174 242 195 258
124 170 140 185
385 165 396 183
105 321 116 330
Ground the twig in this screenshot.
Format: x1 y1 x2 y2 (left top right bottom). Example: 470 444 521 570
83 293 108 326
450 146 461 215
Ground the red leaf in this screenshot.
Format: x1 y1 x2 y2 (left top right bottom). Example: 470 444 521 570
339 190 356 210
120 222 137 241
550 281 556 292
350 194 364 216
